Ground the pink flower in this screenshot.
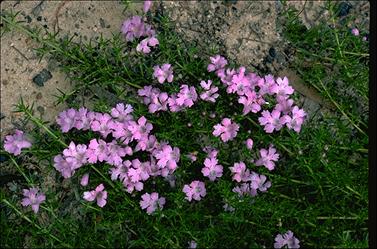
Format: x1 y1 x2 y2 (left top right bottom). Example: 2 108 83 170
238 89 262 114
212 118 239 142
135 134 158 152
143 0 152 13
283 106 306 133
21 187 46 213
128 116 153 141
176 85 198 107
201 157 223 181
53 154 75 178
111 103 133 122
218 68 236 86
245 138 253 150
258 110 286 133
275 98 294 114
202 146 218 158
183 180 206 202
255 146 279 171
250 173 271 192
106 141 131 166
147 156 165 177
136 36 159 54
73 108 93 130
228 67 251 95
229 161 251 182
274 231 300 249
148 92 169 113
121 16 155 41
83 184 108 208
258 74 276 96
122 176 144 193
167 94 184 112
270 76 294 100
351 28 359 36
186 152 198 162
199 80 219 103
117 122 135 145
138 85 161 105
109 120 128 139
80 173 90 186
56 108 77 132
128 159 150 182
110 160 131 181
91 113 113 138
232 183 257 197
140 192 166 214
207 55 227 72
153 64 174 84
3 130 32 156
154 144 180 171
86 139 109 163
62 142 88 169
188 240 198 249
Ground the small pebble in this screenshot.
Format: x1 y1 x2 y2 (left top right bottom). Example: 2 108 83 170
32 69 52 87
337 2 352 17
269 47 276 58
25 15 32 23
99 18 106 28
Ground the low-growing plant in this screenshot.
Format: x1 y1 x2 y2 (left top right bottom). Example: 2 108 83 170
0 1 368 248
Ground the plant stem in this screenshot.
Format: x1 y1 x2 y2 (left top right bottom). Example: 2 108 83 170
10 156 33 185
23 108 68 147
2 199 71 248
317 78 366 136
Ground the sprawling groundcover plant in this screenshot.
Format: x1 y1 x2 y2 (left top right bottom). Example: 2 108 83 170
1 1 311 247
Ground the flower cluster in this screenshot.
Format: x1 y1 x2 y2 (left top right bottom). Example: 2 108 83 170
121 16 155 42
138 84 200 113
121 13 159 54
183 180 206 202
213 118 240 142
274 231 300 249
258 103 306 133
3 129 32 156
21 187 46 213
3 12 307 246
53 142 89 178
229 161 271 197
54 103 180 210
207 55 306 134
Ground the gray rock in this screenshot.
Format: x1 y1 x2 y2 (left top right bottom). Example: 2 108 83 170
31 1 45 18
99 18 106 28
32 69 52 87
